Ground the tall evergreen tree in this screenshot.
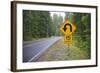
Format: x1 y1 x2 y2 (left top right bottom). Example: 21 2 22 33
51 13 63 36
23 10 52 41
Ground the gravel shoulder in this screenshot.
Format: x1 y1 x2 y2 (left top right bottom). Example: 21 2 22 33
36 38 90 62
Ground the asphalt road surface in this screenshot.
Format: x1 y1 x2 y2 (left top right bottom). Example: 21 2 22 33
23 37 61 62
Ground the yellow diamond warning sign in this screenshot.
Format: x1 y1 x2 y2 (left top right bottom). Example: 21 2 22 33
60 19 76 35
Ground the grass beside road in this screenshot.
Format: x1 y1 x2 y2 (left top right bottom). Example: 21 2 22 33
37 37 90 62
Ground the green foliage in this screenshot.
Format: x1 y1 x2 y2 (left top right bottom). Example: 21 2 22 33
65 12 91 58
23 10 52 41
23 10 64 41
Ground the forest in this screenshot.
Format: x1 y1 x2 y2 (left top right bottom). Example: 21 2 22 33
23 10 63 41
23 10 91 59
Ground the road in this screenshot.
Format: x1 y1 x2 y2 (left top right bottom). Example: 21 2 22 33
23 37 61 62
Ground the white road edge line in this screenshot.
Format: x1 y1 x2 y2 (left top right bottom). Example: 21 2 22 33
28 37 61 62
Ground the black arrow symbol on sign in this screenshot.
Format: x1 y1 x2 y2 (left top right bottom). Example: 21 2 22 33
63 23 72 32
